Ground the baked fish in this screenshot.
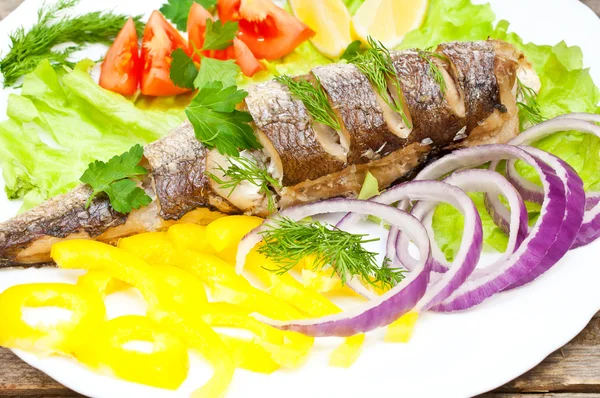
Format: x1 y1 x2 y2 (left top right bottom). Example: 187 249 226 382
0 40 535 266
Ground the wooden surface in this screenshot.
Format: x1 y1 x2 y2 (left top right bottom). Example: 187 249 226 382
0 0 599 397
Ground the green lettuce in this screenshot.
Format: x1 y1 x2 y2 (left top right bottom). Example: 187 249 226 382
397 0 600 258
0 59 186 212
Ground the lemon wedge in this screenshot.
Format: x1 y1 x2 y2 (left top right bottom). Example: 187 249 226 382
352 0 429 49
290 0 353 59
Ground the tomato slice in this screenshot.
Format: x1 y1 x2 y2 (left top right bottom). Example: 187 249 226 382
99 18 140 96
218 0 314 60
187 4 264 77
187 2 214 62
232 38 264 77
141 11 191 96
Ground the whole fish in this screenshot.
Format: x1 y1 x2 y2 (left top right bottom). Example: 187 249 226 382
0 40 536 266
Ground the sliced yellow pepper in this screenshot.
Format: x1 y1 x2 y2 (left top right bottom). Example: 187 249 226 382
76 315 189 390
0 283 105 355
243 249 364 368
52 240 167 308
153 265 208 309
120 234 304 321
220 335 279 374
77 270 130 297
385 311 419 343
205 215 263 262
152 309 235 398
168 224 214 254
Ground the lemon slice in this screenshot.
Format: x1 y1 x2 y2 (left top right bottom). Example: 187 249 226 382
290 0 353 59
352 0 429 49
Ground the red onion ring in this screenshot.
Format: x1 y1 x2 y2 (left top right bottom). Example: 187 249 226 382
236 199 432 336
501 116 599 247
414 144 570 311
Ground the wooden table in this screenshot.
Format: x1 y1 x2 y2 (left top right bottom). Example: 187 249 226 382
0 0 599 397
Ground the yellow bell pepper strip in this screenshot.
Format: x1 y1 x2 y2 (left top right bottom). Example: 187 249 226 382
120 233 304 321
152 308 235 398
77 270 130 297
206 215 264 252
244 249 365 368
152 265 208 309
175 207 225 226
52 240 167 308
52 239 234 396
0 283 105 355
329 334 366 368
220 335 280 374
385 311 419 343
168 224 214 254
75 315 189 390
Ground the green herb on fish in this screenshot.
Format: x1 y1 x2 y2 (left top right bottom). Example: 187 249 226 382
516 77 545 126
80 144 152 214
202 20 239 51
275 75 341 131
416 49 448 95
208 155 280 212
258 217 405 289
160 0 217 31
185 81 261 156
346 37 412 129
0 0 144 87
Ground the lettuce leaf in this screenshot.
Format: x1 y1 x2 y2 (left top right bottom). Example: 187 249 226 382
0 59 186 211
399 0 600 259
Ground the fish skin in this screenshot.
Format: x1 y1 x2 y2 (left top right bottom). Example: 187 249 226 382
0 40 529 268
0 185 126 266
245 80 346 186
437 41 502 134
312 63 406 163
144 122 238 219
390 50 466 146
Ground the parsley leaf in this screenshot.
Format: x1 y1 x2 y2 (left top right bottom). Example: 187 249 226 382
160 0 218 31
185 81 261 156
202 20 238 51
194 58 240 88
80 144 152 214
170 48 198 89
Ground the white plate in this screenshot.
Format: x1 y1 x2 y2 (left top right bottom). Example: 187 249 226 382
0 0 599 397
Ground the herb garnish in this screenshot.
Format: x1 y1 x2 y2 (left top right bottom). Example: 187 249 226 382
208 155 280 211
345 37 412 129
416 49 448 95
517 78 545 126
275 75 341 131
258 217 406 289
160 0 217 31
80 144 152 214
170 49 199 89
202 20 239 51
0 0 144 87
185 81 261 156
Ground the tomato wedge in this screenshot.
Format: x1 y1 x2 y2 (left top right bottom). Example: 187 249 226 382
187 2 214 62
218 0 315 60
99 18 140 96
187 3 264 77
141 11 191 96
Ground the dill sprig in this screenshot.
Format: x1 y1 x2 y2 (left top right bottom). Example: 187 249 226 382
258 217 406 290
417 49 448 95
0 0 144 87
275 75 341 131
345 37 412 129
516 77 545 126
208 155 280 212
